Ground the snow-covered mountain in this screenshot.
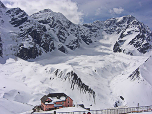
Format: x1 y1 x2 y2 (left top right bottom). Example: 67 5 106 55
1 0 152 60
0 1 152 114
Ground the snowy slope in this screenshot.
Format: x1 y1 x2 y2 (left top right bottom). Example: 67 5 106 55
110 53 152 107
0 1 152 114
0 50 152 113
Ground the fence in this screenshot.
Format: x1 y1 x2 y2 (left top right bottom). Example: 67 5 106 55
57 105 152 114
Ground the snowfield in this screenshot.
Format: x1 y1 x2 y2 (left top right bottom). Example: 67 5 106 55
0 48 152 114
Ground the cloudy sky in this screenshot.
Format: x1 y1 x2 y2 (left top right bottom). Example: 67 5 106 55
1 0 152 30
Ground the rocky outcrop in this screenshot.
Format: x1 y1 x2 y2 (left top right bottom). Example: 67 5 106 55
112 15 152 55
4 8 56 59
0 34 2 57
128 68 140 80
6 8 28 27
0 1 6 9
113 41 122 53
129 33 152 54
53 69 96 101
17 45 41 60
30 9 83 51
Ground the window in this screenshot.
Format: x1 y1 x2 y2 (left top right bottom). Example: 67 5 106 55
68 105 69 107
62 102 64 104
68 101 69 103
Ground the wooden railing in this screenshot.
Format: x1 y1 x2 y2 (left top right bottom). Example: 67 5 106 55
32 105 152 114
56 105 152 114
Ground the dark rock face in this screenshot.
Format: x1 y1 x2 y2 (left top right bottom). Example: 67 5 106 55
17 24 55 59
66 39 80 50
5 8 55 59
6 8 28 27
57 29 67 43
0 1 6 9
17 46 41 60
129 33 152 54
58 44 67 53
112 16 152 55
41 40 54 53
138 43 152 54
81 35 92 45
113 41 122 52
128 68 140 80
0 35 2 57
29 29 42 44
30 9 93 52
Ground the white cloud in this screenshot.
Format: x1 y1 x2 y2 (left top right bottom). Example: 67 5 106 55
138 2 142 7
109 7 124 14
1 0 83 24
95 8 101 16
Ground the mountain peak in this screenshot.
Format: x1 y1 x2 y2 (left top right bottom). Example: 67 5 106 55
126 15 135 18
30 8 71 26
38 9 54 14
0 1 6 9
116 15 136 22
